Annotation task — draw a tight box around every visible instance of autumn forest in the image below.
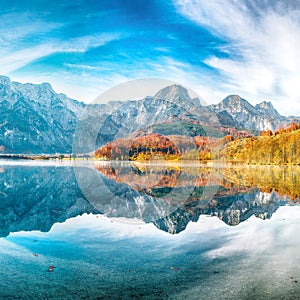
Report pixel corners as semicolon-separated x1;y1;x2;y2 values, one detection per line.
95;122;300;165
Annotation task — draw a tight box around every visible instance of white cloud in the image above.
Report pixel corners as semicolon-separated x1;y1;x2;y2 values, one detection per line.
0;44;57;74
0;11;61;47
0;9;122;74
64;63;99;70
57;33;121;53
174;0;300;115
0;32;121;74
206;206;300;258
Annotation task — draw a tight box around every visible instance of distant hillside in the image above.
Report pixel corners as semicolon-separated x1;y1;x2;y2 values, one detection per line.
219;123;300;165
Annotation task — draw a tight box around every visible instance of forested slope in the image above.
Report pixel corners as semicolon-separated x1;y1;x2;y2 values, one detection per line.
219;124;300;165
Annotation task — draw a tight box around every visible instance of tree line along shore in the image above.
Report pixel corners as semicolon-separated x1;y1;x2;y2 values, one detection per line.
95;122;300;166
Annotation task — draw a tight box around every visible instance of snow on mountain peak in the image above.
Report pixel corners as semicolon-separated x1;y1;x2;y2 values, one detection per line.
0;75;10;85
154;84;191;102
255;101;283;119
256;101;275;112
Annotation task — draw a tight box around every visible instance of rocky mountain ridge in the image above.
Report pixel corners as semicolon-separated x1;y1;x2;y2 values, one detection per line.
0;75;297;154
211;95;290;132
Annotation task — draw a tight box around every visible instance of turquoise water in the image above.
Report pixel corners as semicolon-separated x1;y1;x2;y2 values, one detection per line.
1;161;300;299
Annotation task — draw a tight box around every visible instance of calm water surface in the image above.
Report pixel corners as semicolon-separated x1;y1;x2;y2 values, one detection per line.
1;160;300;299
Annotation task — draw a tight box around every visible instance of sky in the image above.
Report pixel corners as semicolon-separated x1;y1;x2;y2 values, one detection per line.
0;0;299;115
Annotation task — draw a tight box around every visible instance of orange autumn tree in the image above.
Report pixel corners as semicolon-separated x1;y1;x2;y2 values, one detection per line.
128;134;180;161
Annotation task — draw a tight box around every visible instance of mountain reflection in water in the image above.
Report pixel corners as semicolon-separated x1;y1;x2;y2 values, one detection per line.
0;161;299;236
94;162;300;233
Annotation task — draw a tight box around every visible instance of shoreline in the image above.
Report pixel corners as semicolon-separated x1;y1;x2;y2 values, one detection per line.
0;156;299;168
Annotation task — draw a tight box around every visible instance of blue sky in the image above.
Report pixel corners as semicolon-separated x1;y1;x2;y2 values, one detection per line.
0;0;299;115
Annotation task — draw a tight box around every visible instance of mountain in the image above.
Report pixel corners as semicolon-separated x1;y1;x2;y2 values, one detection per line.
154;84;202;110
0;76;83;153
210;95;290;132
73;85;220;153
255;101;281;117
0;75;297;154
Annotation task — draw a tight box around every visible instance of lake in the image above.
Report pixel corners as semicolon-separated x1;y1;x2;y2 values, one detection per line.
1;160;300;299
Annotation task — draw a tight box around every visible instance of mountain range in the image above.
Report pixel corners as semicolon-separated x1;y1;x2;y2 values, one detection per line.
0;75;297;154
